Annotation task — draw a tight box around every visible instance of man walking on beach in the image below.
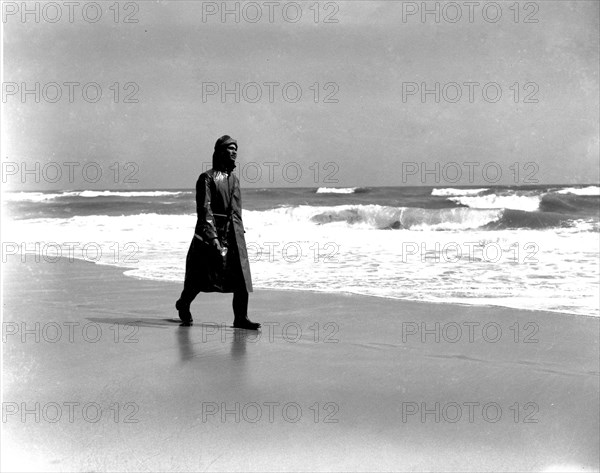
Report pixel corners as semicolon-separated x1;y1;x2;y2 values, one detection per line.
176;135;260;330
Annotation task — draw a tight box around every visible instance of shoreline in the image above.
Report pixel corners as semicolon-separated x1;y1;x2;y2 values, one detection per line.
116;260;600;319
6;254;598;319
2;257;599;472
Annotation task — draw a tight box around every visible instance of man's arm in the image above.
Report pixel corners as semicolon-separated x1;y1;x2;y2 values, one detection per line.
231;174;245;230
196;174;221;248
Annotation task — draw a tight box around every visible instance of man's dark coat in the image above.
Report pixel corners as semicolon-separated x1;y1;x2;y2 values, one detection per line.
185;167;253;293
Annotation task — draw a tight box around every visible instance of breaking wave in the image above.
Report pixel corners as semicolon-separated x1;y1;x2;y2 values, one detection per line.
315;187;370;194
431;188;489;197
3;190;187;202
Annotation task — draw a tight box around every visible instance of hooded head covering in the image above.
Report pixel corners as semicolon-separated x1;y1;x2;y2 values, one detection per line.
212;135;238;171
214;135;237;151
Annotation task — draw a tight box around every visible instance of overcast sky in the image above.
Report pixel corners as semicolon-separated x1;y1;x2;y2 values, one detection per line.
2;0;599;190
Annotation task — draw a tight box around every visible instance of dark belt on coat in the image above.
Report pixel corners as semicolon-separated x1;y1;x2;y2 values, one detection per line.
194;213;230;242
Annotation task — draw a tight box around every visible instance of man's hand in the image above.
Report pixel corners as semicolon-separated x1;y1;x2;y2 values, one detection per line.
212;238;228;257
212;238;223;252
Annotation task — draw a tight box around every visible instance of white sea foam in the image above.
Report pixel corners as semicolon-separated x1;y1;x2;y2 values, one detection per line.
316;187;359;194
2;191;79;202
2;190;187;202
556;185;600;196
448;194;541;212
78;190;186;198
4;209;599;317
431;188;488;197
244;205;503;231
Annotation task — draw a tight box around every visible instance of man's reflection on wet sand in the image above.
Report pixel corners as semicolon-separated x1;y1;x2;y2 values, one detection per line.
176;324;256;362
231;328;259;359
177;325;196;362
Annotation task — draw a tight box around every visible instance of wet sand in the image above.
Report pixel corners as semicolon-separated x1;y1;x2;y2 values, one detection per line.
2;258;599;472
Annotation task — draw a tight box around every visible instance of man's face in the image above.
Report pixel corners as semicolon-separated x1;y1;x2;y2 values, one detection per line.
224;144;237;163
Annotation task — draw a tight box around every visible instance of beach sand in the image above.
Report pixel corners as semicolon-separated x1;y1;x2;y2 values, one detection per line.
2;257;599;472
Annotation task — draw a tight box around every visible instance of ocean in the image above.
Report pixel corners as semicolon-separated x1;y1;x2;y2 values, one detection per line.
3;184;599;317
